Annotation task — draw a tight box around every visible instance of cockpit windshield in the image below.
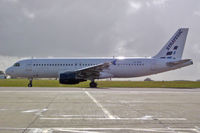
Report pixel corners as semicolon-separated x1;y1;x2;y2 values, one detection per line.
13;63;20;67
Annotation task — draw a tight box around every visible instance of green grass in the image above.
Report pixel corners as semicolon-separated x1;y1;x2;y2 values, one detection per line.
0;79;200;88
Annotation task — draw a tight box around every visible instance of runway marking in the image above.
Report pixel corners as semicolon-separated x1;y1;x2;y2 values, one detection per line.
28;128;43;133
22;109;48;115
0;127;198;133
140;115;153;120
84;91;116;119
167;127;176;133
195;126;200;133
52;115;100;117
22;109;40;113
0;109;7;111
40;117;186;121
42;114;186;121
28;128;53;133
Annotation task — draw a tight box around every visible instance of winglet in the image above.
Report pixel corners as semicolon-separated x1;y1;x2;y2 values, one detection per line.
112;59;117;65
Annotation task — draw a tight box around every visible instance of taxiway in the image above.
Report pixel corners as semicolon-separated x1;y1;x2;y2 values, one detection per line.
0;87;199;133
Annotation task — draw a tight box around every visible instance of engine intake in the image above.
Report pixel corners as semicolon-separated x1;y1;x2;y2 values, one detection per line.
59;72;86;84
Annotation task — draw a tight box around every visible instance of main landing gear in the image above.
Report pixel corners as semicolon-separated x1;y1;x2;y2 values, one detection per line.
90;80;97;88
28;79;33;87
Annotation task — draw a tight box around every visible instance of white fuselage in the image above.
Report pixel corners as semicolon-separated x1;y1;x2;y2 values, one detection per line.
6;57;193;79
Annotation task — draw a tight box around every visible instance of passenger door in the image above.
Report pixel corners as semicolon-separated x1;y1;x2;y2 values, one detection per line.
25;60;33;77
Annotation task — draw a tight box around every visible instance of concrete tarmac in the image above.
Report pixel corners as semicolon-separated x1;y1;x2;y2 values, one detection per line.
0;87;199;133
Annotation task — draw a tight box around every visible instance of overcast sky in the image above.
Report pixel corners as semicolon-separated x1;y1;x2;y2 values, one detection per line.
0;0;199;80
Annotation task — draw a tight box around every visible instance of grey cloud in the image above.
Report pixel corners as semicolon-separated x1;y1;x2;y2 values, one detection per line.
0;0;129;57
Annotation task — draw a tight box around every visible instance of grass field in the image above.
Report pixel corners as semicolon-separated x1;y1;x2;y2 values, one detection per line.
0;79;200;88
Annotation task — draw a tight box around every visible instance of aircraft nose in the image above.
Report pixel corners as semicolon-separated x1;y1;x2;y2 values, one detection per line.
5;67;13;76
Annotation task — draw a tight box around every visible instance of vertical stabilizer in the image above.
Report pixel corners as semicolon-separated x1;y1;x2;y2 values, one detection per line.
153;28;188;59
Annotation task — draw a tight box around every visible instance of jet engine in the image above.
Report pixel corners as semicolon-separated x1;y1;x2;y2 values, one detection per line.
59;72;86;84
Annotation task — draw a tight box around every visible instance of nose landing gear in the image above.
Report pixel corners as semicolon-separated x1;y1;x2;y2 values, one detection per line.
28;79;33;87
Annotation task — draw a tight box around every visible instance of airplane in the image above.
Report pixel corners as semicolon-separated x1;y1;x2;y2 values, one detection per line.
5;28;193;88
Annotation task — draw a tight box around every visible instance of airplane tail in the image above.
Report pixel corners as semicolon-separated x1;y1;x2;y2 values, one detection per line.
153;28;189;60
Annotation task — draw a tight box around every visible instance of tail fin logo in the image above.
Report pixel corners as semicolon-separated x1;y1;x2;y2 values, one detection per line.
166;29;183;50
112;59;117;65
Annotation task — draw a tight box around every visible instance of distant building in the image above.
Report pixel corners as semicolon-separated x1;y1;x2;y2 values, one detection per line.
0;71;6;79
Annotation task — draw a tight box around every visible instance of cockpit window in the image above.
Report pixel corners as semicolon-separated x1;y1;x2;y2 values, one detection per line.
14;63;20;67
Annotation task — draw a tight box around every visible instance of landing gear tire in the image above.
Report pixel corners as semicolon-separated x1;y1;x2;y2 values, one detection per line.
90;81;97;88
28;79;33;87
28;83;32;87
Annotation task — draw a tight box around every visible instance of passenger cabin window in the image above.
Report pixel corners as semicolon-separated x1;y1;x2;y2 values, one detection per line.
14;63;20;67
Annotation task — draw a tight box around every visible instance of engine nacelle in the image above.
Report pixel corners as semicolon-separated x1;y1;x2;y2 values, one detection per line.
59;72;86;84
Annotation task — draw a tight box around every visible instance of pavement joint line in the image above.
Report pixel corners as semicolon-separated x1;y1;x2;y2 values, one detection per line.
1;91;200;93
84;91;116;119
39;117;187;120
22;93;59;133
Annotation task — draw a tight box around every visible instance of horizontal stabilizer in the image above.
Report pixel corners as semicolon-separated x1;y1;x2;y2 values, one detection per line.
166;59;193;67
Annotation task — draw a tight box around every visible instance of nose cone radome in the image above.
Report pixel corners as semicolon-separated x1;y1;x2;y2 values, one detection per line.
5;67;13;76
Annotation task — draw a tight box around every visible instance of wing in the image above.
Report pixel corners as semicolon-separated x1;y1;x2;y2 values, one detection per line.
75;62;112;80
